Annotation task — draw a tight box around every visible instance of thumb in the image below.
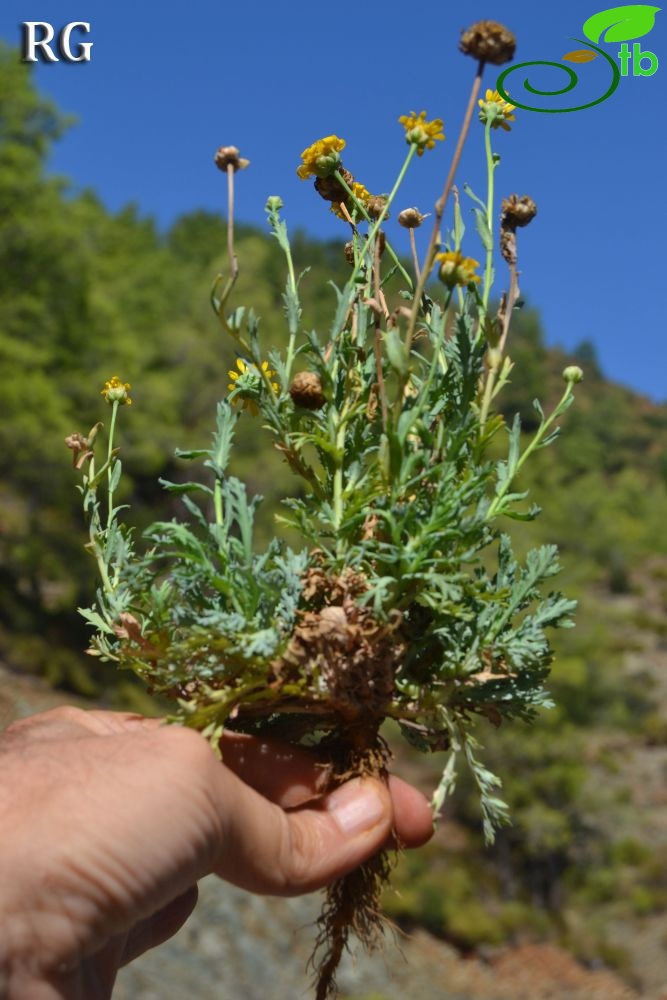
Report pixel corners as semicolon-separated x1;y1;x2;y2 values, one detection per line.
212;774;393;896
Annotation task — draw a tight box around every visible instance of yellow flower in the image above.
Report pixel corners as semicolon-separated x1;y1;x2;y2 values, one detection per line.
398;111;445;156
478;89;516;131
331;181;372;220
100;375;132;405
227;358;279;416
296;135;346;180
435;251;481;288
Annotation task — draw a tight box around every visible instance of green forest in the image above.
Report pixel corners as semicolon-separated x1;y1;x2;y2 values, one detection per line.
2;44;667;988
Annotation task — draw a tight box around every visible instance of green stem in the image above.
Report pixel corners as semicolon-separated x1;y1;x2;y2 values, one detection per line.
332;373;353;555
333;168;412;287
487;384;574;519
214;478;223;529
482;122;496;312
281;226;299;383
338;146;417;288
106;401;119;531
479;260;519;429
362;145;416;270
479;358;498;429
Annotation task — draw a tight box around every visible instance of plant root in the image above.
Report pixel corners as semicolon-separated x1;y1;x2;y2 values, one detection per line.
310;726;396;1000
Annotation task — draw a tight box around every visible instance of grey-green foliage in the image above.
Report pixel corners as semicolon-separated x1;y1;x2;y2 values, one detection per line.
78;175;579;844
83;402;306;718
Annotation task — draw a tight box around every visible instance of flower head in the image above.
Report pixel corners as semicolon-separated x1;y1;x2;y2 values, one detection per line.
398;207;427;229
214;146;250;172
297;136;346;180
459;20;516;66
101;376;132;406
478;89;516;131
435;251;481;288
331;181;372;220
399;111;445;156
501;194;537;228
227;358;279;416
289;371;326;410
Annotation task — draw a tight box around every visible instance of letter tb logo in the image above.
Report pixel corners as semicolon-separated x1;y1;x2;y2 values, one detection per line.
21;22;93;63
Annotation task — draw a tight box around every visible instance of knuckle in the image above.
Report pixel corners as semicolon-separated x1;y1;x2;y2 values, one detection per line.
156;726;221;792
3;705;88;740
274;813;326;895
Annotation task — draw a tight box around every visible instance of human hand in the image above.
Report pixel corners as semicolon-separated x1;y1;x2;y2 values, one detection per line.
0;706;433;999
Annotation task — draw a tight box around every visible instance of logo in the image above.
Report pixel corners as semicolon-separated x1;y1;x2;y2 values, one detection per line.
497;4;660;113
21;22;93;63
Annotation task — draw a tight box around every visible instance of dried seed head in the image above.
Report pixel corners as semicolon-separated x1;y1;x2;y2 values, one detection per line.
314;168;354;203
459;20;516;65
343;241;355;265
501;194;538;229
289;371;326;410
398;207;426;229
500;228;517;266
65;432;94;469
366;195;388;220
214;146;250;172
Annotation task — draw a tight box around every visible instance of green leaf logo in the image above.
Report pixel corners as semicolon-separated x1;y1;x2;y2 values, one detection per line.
583;4;661;43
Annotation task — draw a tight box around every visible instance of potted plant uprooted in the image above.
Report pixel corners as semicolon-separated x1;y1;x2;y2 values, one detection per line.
69;19;581;1000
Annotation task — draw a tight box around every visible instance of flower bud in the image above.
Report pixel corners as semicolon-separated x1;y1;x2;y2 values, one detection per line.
563;365;584;384
459;20;516;65
265;195;284;213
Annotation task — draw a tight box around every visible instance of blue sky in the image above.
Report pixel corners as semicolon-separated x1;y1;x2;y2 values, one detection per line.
1;1;665;401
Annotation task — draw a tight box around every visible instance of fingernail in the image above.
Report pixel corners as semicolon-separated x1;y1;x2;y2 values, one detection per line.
327;779;385;836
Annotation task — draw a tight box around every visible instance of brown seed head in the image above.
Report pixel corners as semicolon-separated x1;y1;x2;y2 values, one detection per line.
343;241;355;266
289;371;326;410
314;168;354;203
366;195;388;220
459;20;516;65
214;146;250;172
501;194;537;229
398;207;426;229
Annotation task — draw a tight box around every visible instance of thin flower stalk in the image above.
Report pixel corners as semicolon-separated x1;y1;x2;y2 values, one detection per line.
401;62;485;397
481;120;496;312
354;143;416;278
409;228;421;282
333;169;413;290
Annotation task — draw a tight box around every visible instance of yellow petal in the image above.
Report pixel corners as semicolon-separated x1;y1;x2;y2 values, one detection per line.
229;371;239;380
236;358;246;373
